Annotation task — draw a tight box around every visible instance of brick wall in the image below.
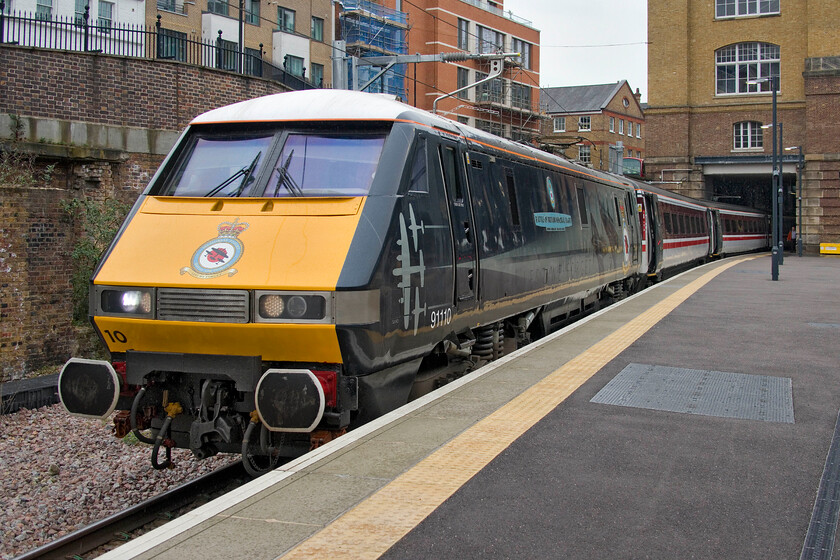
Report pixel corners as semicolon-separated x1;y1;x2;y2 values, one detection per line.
0;45;289;131
0;46;291;381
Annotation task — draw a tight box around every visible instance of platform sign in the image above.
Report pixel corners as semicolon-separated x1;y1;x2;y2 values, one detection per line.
820;243;840;255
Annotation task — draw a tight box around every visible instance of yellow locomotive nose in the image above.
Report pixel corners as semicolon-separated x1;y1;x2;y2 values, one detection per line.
89;196;366;363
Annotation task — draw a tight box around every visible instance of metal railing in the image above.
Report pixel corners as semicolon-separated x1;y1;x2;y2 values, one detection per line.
0;6;324;89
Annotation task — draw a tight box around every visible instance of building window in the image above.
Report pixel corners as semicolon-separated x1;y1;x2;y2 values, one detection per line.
475;119;504;138
245;0;260;25
244;47;263;76
157;0;181;13
715;0;779;18
716;42;780;95
477;25;504;55
511;83;531;110
457;67;470;100
609;117;615;133
458;18;469;51
35;0;52;20
216;38;237;71
512;38;531;69
278;7;295;33
619;119;624;135
636;124;641;138
311;16;324;41
97;1;113;33
628;122;634;137
579;145;591;165
284;54;304;77
158;27;187;61
74;0;86;26
733;121;763;150
208;0;227;15
578;116;591;131
476;72;504;104
553;117;566;132
311;63;324;86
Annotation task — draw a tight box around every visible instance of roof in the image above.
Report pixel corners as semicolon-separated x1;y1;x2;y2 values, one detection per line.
540;81;628;114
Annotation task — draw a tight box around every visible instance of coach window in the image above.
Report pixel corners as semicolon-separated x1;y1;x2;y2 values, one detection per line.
664;213;672;235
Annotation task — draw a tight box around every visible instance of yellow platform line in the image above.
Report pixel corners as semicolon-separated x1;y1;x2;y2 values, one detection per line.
280;257;754;560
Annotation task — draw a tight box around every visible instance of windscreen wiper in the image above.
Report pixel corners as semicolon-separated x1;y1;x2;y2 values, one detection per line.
204;151;261;197
272;150;303;197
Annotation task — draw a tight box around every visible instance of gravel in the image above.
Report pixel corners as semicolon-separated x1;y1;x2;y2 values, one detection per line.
0;404;238;559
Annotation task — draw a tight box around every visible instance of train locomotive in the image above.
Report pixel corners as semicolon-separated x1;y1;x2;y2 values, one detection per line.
58;90;768;475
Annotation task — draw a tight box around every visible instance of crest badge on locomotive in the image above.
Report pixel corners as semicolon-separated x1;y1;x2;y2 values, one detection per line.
181;218;249;279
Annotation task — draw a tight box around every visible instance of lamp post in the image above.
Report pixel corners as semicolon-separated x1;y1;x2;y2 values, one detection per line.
786;145;804;257
751;76;780;280
777;122;784;265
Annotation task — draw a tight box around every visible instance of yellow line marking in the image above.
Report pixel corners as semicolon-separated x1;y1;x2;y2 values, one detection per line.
280;257;756;559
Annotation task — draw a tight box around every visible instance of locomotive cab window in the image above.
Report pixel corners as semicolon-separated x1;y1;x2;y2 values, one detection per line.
267;133;386;197
160;131;276;197
157;127;387;198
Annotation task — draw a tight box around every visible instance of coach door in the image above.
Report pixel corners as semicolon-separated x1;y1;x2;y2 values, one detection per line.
709;209;723;256
437;139;477;309
644;192;664;278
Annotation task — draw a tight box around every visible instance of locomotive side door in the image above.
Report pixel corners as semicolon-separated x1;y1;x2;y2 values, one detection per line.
436;138;477;309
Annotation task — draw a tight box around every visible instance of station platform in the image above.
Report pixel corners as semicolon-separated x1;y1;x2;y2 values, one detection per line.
101;254;840;560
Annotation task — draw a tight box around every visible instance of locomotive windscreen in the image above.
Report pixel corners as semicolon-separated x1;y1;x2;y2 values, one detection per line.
158;128;387;198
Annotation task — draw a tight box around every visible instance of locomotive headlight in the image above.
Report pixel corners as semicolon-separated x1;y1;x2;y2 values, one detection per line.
286;295;307;318
98;287;154;317
259;295;284;318
255;292;330;323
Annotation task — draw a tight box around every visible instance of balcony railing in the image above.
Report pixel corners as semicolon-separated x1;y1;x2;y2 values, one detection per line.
0;8;325;90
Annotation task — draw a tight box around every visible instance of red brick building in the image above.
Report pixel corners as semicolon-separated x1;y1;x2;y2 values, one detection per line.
540;81;645;173
379;0;541;141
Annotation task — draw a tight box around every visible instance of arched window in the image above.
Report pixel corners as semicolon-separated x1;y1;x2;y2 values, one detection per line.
716;42;779;95
733;121;763;150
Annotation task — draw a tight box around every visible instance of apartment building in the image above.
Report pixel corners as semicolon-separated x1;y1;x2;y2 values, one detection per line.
152;0;332;87
646;0;840;250
540;81;645;173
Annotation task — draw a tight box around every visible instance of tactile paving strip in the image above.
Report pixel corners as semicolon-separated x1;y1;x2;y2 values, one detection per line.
279;256;760;560
591;363;794;423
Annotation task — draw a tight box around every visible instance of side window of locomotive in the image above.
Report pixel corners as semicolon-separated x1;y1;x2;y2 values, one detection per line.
614;197;623;225
439;145;464;202
267;133;386;197
407;137;429;194
576;186;589;227
664;212;673;234
161;132;275;197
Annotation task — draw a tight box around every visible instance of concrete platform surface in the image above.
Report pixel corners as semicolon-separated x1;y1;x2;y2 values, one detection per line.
99;254;840;560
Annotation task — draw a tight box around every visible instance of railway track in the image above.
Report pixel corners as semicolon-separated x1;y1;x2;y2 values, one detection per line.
14;461;249;560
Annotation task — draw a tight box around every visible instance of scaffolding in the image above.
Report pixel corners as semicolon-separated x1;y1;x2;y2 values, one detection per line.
340;0;408;98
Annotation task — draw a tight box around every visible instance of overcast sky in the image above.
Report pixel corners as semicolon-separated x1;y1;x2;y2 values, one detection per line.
502;0;648;101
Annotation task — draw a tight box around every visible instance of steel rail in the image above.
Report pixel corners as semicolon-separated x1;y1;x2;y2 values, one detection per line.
14;460;247;560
